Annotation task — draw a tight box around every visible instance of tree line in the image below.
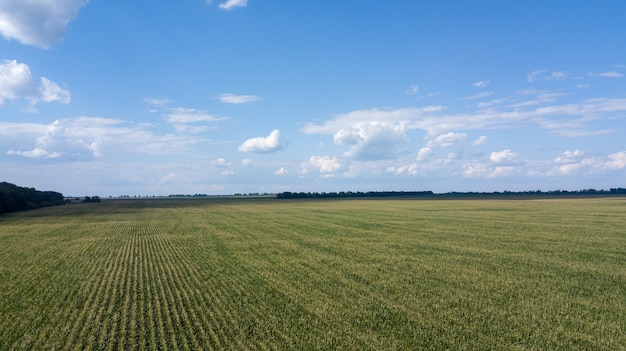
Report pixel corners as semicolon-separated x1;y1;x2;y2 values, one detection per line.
276;191;434;199
276;188;626;200
0;182;65;214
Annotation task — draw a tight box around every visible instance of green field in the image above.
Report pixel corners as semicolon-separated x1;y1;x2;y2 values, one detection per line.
0;197;624;350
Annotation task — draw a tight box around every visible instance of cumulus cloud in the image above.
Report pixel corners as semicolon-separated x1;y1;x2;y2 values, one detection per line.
606;151;626;169
334;122;408;160
238;129;286;153
302;93;626;168
416;147;432;162
555;150;586;164
0;60;70;109
490;149;518;163
0;0;88;48
212;157;232;167
218;93;261;104
275;166;288;175
301;155;343;174
302;107;446;160
552;150;626;175
218;0;247;10
388;164;419;175
472;136;488;146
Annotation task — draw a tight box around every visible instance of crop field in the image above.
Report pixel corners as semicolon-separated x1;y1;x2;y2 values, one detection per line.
0;197;625;350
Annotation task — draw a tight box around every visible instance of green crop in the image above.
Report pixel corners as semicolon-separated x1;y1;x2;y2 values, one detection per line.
0;197;624;350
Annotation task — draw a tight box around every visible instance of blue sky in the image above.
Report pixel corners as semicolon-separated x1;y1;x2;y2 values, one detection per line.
1;1;626;196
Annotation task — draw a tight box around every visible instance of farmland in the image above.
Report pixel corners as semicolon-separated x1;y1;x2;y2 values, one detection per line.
0;197;625;350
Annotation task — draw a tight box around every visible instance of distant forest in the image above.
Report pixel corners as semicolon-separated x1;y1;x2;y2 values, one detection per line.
276;188;626;199
0;182;65;214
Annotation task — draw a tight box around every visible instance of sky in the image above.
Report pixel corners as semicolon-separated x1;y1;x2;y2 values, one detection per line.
1;0;626;196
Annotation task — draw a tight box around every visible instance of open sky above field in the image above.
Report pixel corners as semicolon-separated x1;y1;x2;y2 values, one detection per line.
1;1;626;196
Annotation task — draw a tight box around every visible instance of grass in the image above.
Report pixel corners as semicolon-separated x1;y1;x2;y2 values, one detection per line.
0;197;624;350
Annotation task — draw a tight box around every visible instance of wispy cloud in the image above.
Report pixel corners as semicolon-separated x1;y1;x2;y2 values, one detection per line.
462;91;494;100
218;93;261;104
427;132;467;148
527;69;547;82
405;84;420;95
144;97;173;106
164;108;223;124
547;71;567;80
218;0;248;10
472;80;490;88
3;117;200;161
588;71;623;78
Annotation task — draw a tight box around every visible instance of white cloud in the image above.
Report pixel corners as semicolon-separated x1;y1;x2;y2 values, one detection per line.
144;97;173;106
488;166;518;178
218;93;261;104
472;136;488;146
462;162;489;178
427;132;467;148
275;167;288;175
588;71;623;78
302;107;445;160
551;150;626;175
301;155;343;174
490;149;518;163
527;69;547;82
472;80;490;88
158;172;177;185
6;147;60;159
416;147;432;161
218;0;247;10
39;77;71;104
212;157;232;167
406;84;419;95
3;117;200;161
547;71;567;80
163;107;224;133
388;164;419;175
334;122;408;160
555;150;586;164
238;129;286;153
241;159;253;166
606;151;626;169
0;60;70;108
0;0;88;48
164;108;222;124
